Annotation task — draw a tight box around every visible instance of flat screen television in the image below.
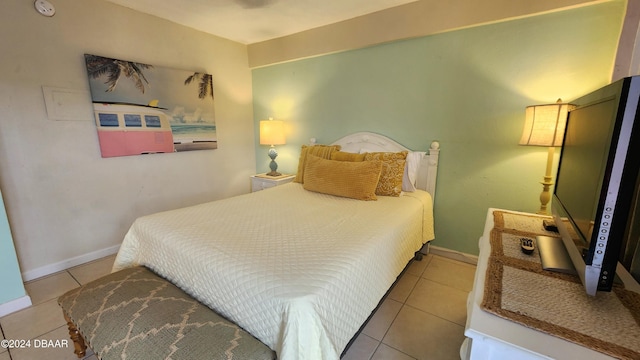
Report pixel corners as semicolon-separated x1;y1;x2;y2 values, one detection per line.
548;75;640;296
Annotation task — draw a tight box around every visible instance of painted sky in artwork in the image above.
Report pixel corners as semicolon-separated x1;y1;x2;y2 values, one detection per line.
85;54;215;126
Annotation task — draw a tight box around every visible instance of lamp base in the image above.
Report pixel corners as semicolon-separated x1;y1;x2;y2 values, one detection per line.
537;147;556;215
267;147;280;176
537;177;553;215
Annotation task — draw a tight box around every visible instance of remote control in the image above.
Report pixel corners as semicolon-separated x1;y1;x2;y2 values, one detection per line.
520;237;535;255
543;219;559;232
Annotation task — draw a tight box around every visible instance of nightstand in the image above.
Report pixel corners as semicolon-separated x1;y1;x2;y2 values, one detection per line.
250;173;295;192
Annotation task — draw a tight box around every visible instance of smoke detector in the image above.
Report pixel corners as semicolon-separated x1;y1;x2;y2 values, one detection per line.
34;0;56;17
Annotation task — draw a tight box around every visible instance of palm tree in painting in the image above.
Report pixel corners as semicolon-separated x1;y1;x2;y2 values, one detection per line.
184;72;214;100
84;54;153;94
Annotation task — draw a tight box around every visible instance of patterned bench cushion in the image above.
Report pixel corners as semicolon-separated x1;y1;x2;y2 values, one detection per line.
58;266;275;360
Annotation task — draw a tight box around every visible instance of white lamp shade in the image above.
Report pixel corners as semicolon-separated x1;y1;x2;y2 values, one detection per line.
520;101;574;147
259;119;286;145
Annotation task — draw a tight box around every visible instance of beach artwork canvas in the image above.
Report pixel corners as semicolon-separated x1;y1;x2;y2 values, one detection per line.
84;54;216;158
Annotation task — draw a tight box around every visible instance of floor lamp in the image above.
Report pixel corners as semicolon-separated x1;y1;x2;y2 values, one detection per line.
519;99;574;215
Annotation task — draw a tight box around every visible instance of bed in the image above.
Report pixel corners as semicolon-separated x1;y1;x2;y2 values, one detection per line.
112;132;440;360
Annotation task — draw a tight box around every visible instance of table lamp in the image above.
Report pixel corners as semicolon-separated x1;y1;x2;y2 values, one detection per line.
519;99;574;214
259;118;286;176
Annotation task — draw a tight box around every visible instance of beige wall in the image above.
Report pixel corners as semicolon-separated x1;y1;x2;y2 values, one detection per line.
0;0;255;278
248;0;611;68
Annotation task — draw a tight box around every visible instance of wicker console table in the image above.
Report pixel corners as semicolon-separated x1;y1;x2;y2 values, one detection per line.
461;208;640;360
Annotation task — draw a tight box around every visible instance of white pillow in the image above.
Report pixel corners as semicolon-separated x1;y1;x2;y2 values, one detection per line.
402;151;426;192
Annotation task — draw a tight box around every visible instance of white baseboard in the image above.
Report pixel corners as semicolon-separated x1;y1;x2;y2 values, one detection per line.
0;295;32;317
429;245;478;265
22;244;120;282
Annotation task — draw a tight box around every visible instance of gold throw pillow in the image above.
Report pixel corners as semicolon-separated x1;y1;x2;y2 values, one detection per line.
364;151;408;197
294;144;341;183
330;151;366;162
303;155;382;200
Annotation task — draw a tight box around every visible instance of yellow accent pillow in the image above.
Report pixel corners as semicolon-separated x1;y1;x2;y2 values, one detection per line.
294;145;342;183
303;155;382;200
364;151;408;197
330;151;366;162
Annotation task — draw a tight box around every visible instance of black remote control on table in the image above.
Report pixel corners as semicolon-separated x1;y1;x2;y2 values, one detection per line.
520;237;535;255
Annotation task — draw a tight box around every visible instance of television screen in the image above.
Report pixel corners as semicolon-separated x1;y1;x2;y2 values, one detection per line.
554;98;617;255
551;76;640;295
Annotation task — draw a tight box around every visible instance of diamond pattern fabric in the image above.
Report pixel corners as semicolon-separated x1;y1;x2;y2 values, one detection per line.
58;267;275;360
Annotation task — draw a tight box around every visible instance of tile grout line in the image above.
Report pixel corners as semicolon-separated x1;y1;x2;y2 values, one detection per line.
66;270;83;287
368;338;382;360
402;301;468;329
377;305;420;360
411;257;475;330
375;256;431;360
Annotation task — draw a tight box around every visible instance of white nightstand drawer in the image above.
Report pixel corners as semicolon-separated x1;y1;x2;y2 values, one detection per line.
250;174;295;192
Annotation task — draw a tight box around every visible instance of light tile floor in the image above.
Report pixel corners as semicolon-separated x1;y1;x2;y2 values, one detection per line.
343;254;476;360
0;255;116;360
0;254;476;360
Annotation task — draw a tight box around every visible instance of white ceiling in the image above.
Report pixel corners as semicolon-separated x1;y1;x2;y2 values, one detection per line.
103;0;418;44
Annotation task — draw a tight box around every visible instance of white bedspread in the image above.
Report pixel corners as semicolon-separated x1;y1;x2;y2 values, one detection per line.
113;183;434;360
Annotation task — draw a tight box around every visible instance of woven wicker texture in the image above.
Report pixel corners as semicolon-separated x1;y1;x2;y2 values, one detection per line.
482;211;640;360
58;267;274;360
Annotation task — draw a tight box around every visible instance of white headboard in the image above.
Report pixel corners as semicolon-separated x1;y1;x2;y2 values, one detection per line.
319;132;440;199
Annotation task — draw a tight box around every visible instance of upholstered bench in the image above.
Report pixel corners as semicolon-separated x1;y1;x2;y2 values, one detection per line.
58;266;275;360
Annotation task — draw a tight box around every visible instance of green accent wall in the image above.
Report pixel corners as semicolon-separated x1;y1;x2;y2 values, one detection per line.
252;2;625;255
0;190;27;305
